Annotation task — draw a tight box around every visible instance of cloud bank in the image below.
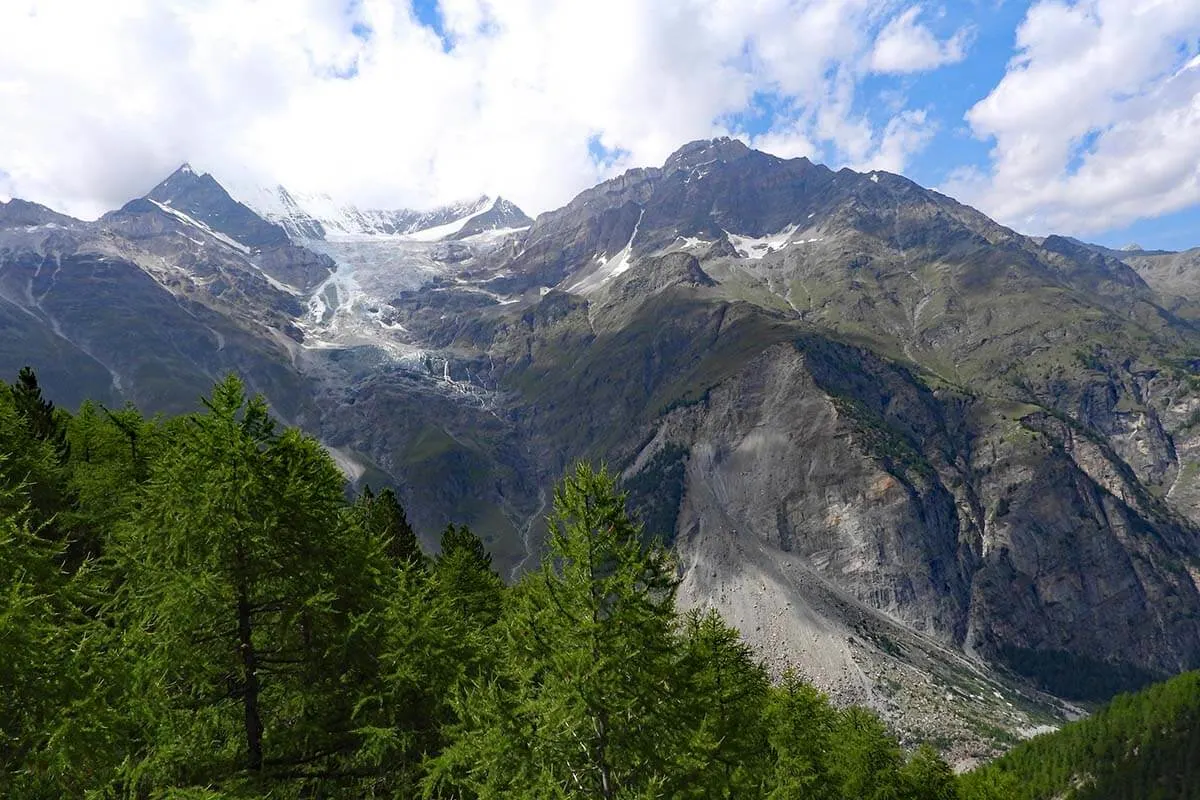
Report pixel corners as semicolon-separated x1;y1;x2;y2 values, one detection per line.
0;0;1197;243
0;0;967;217
947;0;1200;236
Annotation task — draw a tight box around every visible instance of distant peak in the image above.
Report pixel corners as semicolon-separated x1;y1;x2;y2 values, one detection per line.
0;197;79;228
1122;243;1144;252
135;163;290;248
663;137;751;172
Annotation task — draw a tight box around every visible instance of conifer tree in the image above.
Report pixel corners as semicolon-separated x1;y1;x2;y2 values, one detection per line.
900;744;959;800
764;672;840;800
0;482;65;796
0;375;68;532
352;556;489;797
106;375;390;795
674;609;773;798
429;463;687;799
435;522;503;627
829;706;906;800
0;470;123;798
355;485;423;567
9;367;67;457
58;401;162;564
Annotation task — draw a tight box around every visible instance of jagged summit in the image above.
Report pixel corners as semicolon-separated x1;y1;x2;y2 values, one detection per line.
451;196;534;239
662;136;754;173
123;163;291;250
93;163;533;247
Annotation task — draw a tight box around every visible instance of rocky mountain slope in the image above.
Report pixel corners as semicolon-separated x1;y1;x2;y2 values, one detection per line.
4;142;1200;762
369;138;1200;755
0;166;334;416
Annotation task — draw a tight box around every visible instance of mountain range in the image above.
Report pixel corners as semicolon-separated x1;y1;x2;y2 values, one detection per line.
3;138;1200;763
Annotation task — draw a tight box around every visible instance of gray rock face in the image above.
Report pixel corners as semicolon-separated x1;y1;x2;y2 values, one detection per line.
138;164;291;249
1120;246;1200;302
0;170;335;417
451;197;533;239
0;198;78;229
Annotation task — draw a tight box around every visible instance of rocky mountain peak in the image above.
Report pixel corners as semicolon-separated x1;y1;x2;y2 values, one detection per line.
662;137;753;174
451;196;534;239
133;164;290;249
147;163;219;204
0;198;78;229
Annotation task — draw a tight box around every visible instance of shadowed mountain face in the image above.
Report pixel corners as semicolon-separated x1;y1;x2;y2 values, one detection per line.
3;141;1200;760
0;170;329;416
139;164;292;249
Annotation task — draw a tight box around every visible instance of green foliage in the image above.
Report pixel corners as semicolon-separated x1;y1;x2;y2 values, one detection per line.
105;375;393;795
9;366;68;457
8;370;1183;800
428;463;689;798
827;706;906;800
677;609;772;797
436;522;504;627
900;745;960;800
623;442;689;546
764;674;840;800
0;481;70;795
355;485;423;567
0;375;67;530
961;670;1200;800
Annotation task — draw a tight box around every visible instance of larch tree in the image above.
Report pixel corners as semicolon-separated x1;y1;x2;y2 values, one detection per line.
429;463;689;799
106;375;390;796
674;608;773;798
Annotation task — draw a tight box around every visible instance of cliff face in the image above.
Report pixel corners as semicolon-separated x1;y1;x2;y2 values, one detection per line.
645;335;1200;673
467;277;1200;755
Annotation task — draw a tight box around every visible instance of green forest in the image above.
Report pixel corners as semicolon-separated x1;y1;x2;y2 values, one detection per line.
0;369;1195;799
962;670;1200;800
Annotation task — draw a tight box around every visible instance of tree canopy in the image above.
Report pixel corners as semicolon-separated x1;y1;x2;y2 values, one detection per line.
2;369;1193;799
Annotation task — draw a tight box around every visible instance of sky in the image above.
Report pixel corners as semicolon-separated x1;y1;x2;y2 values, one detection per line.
0;0;1198;249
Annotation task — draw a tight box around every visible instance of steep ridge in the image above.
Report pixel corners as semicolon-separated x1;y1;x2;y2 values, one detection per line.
142;163;291;249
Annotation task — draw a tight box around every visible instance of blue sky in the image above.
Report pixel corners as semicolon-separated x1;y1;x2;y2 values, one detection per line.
1;0;1198;250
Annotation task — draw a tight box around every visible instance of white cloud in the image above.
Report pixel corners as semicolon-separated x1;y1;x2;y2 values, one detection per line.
858;109;937;172
949;0;1200;235
870;6;971;74
0;0;960;219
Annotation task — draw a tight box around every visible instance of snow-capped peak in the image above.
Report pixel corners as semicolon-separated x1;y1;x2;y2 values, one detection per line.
231;185;527;243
